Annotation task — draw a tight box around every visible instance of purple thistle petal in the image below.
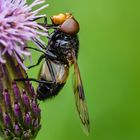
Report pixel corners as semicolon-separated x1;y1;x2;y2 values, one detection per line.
12;81;22;102
14;124;21;136
3;113;12;129
14;102;23;124
3;90;11;106
31;100;41;118
32;118;41;135
24;113;31;128
32;119;40;128
14;103;21;117
3;90;12;112
22;90;30;111
25;81;35;97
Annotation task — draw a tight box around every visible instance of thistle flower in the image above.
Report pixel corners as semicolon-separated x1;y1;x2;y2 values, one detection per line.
0;0;48;139
0;0;48;69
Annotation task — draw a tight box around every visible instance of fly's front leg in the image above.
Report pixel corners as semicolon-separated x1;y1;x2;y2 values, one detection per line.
35;16;58;29
44;16;47;25
32;15;58;31
32;15;47;21
32;16;49;26
32;38;46;50
24;46;46;54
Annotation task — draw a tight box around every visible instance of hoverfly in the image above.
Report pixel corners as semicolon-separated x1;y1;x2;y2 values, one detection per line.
17;13;90;134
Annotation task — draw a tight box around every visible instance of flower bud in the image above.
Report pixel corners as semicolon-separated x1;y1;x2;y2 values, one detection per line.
0;0;49;139
0;55;41;140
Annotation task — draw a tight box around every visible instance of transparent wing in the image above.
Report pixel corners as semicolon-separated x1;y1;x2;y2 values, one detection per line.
38;60;54;81
72;53;90;134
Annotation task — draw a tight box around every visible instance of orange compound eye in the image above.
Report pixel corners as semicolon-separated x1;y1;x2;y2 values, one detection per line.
51;13;66;25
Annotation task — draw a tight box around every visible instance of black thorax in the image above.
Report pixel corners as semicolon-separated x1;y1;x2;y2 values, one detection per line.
46;30;79;65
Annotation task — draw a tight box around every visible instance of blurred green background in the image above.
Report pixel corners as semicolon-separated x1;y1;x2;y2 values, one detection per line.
29;0;140;140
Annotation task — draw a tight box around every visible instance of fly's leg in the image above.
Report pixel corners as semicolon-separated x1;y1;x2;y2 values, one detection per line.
39;24;58;29
15;78;54;84
32;38;46;50
28;55;45;69
43;16;58;29
28;50;58;69
15;52;58;84
40;16;58;29
15;50;58;87
44;16;47;25
15;77;57;91
32;15;47;22
33;15;58;29
24;46;46;54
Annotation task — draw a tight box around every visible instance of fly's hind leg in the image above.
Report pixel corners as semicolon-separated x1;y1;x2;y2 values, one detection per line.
14;77;54;84
15;77;57;93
